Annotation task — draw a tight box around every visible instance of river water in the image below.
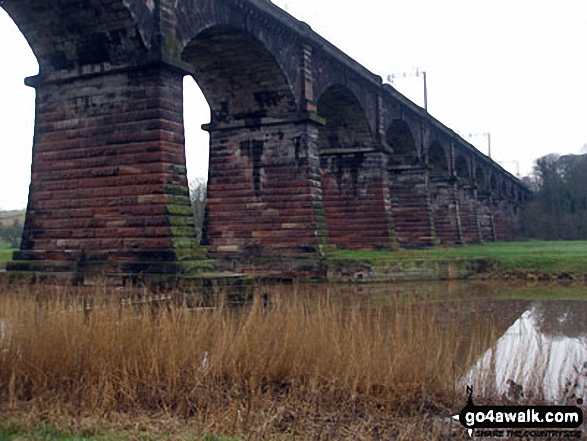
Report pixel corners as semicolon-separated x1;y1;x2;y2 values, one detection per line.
275;280;587;405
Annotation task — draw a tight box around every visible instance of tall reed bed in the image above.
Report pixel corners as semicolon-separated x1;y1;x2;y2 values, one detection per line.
0;281;492;439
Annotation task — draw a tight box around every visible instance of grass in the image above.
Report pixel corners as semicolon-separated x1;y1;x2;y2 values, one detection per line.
0;248;13;263
0;281;495;440
331;240;587;274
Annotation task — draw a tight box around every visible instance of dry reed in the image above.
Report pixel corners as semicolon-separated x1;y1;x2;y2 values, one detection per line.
0;280;492;439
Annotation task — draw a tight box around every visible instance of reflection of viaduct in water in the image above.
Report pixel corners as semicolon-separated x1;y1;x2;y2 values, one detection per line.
2;0;530;280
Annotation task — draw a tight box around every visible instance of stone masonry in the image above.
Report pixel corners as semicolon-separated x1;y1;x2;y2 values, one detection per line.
1;0;530;281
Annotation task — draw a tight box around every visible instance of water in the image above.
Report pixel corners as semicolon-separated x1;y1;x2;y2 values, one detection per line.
283;280;587;404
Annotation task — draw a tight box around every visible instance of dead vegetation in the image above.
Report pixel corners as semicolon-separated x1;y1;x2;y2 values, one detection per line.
0;281;493;440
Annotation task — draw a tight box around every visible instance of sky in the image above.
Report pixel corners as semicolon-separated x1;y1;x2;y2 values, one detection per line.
2;0;587;210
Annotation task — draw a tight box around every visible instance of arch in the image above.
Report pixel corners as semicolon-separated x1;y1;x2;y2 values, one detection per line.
182;25;297;126
500;181;508;198
455;155;471;184
0;9;38;210
317;84;373;152
428;141;449;177
475;165;486;190
386;119;419;165
1;0;149;75
317;85;391;249
490;174;498;194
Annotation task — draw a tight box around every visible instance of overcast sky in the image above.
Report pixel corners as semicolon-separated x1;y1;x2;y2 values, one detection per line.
2;1;587;210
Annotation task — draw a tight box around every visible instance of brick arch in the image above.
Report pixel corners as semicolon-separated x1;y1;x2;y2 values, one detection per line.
455;154;480;243
182;25;298;126
455;155;471;184
475;164;487;190
500;181;508;198
428;141;450;177
428;141;459;244
1;0;150;75
386;119;419;165
317;84;373;152
317;85;392;250
490;173;498;194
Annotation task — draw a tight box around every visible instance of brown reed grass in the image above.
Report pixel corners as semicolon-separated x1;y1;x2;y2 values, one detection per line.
0;280;492;439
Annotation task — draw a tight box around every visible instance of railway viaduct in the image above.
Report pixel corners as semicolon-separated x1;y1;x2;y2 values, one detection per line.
2;0;530;280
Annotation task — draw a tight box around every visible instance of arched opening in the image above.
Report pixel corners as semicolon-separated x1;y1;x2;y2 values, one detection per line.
317;85;372;154
183;76;210;243
490;174;498;194
385;119;434;248
317;85;389;249
428;141;459;244
475;165;486;190
455;155;480;243
182;26;316;256
428;141;449;178
455;155;471;184
386;119;419;166
501;181;508;198
182;25;297;126
0;9;38;212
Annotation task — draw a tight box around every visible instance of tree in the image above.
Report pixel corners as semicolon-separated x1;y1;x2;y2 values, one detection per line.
0;219;23;248
189;178;207;242
522;153;587;240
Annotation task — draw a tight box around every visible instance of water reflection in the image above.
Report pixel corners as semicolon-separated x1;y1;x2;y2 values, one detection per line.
278;281;587;403
466;301;587;403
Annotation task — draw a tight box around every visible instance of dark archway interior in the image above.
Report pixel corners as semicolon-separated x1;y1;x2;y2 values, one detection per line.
317;84;372;153
501;182;507;198
475;165;486;190
428;141;449;177
386;119;418;166
490;174;498;193
183;25;297;126
455;155;471;184
2;0;147;74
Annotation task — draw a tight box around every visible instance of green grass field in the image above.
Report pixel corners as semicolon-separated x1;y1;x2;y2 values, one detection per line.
331;240;587;274
0;248;13;263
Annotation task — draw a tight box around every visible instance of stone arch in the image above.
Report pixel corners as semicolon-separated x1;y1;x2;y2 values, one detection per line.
428;141;449;177
1;0;150;75
182;25;298;127
0;9;38;210
490;174;498;194
455;154;480;243
455;155;471;184
317;84;373;153
182;25;322;255
475;165;486;190
317;85;391;249
386;119;419;165
501;181;508;198
428;140;459;244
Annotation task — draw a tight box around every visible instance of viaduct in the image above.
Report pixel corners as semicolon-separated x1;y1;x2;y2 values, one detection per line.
2;0;530;281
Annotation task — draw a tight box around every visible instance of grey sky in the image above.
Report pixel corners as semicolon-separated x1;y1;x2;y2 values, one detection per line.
2;0;587;210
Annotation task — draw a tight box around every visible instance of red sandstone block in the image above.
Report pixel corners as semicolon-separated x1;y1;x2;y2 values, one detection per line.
122;238;172;249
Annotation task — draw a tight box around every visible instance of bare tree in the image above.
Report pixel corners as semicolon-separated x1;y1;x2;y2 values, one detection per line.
189;178;207;242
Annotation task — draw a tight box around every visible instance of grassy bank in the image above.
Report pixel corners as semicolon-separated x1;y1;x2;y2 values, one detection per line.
331;240;587;278
0;249;13;264
0;281;494;440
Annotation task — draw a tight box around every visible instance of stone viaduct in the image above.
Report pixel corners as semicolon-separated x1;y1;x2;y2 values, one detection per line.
2;0;530;280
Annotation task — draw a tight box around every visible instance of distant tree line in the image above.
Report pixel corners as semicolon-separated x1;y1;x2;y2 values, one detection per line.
0;218;23;248
521;153;587;240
